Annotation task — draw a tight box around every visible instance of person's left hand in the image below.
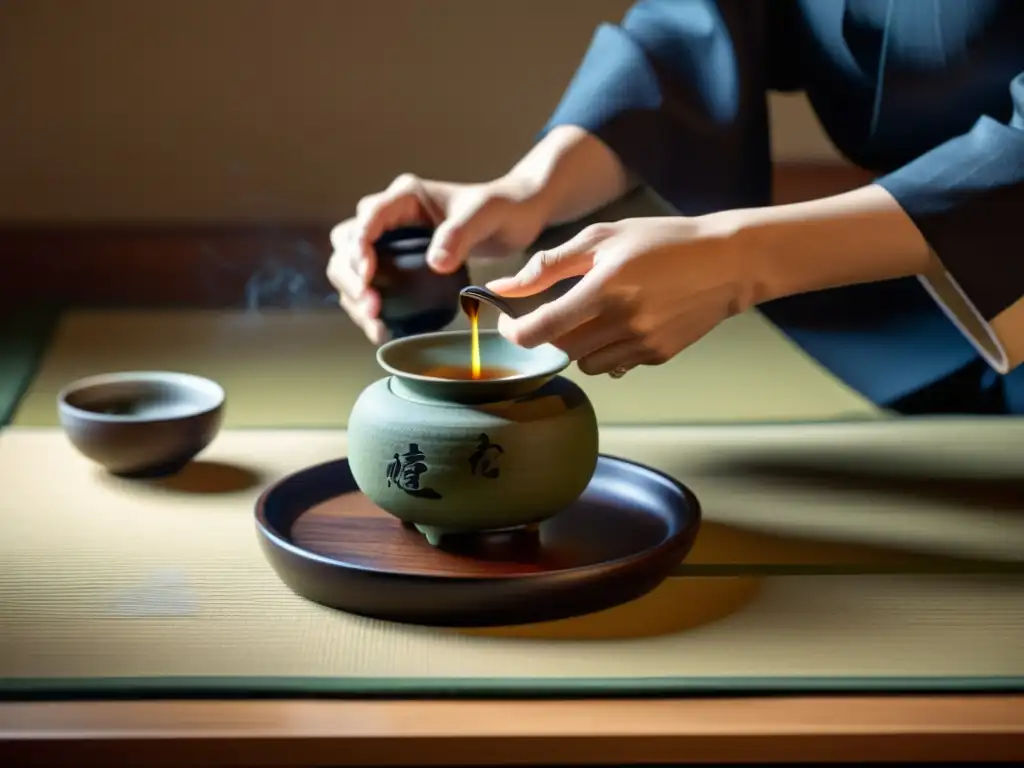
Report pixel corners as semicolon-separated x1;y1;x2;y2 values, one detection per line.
486;215;757;376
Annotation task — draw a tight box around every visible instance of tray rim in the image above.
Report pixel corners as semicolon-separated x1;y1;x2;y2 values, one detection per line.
254;453;702;584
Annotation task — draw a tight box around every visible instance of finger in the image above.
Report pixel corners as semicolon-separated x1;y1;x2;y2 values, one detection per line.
498;273;606;348
339;292;387;344
354;175;439;281
365;318;387;346
327;250;374;302
577;340;657;376
548;314;634;361
348;201;383;285
328;219;371;288
337;285;380;325
426;196;500;274
486;237;596;298
356;175;433;240
328;218;357;252
339;291;372;334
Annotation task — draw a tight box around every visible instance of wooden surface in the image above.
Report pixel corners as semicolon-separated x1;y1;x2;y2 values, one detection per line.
286;486;680;578
2;696;1023;765
294;493;599;576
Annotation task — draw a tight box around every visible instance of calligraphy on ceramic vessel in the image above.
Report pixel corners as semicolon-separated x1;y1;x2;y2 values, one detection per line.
385;443;442;499
468;434;503;479
386;433;506;499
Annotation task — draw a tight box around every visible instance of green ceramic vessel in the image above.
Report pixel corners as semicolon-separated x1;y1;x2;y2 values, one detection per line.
347;329;599;546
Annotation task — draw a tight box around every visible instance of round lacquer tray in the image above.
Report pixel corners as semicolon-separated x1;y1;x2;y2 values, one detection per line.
255;455;701;627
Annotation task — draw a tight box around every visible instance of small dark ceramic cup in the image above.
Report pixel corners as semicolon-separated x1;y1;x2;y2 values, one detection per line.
371;227;470;339
57;371;225;477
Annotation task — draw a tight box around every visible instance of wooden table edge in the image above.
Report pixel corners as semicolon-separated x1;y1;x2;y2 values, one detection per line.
1;694;1023;765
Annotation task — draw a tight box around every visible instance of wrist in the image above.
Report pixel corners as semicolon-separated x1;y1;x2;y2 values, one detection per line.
504;125;631;227
721;185;934;305
487;171;557;230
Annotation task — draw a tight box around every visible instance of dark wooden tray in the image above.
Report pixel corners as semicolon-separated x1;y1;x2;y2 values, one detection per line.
255;455;701;627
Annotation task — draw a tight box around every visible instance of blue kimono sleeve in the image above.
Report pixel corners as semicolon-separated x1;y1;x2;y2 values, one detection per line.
541;0;800;216
877;73;1024;374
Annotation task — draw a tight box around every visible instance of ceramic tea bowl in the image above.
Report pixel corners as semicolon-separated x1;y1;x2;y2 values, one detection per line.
57;371;225;477
347;329;599;546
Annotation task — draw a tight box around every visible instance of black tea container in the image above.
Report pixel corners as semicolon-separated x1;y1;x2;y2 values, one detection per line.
371;227;469;339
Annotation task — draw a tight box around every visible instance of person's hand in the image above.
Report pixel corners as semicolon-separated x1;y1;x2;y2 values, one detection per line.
327;173;549;344
487;215;756;376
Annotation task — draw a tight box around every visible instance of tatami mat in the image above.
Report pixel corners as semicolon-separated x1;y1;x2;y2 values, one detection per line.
11;307;880;428
2;423;1021;696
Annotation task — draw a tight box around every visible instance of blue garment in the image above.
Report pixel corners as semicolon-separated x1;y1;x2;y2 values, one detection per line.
543;0;1024;413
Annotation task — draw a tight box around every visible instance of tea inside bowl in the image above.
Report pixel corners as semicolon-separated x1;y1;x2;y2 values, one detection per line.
417;364;520;381
379;330;566;379
376;330;569;403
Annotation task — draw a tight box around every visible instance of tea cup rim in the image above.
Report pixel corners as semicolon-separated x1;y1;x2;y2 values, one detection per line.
376;329;569;383
57;370;226;424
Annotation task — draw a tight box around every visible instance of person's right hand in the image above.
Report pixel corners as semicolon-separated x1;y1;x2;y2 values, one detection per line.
327;173;550;344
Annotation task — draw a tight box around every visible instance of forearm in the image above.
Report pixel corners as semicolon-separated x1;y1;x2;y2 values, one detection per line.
729;184;934;305
505;125;635;227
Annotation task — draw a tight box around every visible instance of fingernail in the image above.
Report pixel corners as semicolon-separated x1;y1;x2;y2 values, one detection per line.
426;250;449;269
485;277;516;293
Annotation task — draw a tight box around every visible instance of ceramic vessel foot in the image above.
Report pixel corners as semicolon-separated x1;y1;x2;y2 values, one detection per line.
414;524;447;547
413;522;541;548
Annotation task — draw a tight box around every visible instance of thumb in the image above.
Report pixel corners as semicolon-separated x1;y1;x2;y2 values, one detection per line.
425;199;501;274
486;237;594;298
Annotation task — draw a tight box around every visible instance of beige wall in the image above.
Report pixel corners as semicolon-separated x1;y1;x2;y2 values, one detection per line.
0;0;839;224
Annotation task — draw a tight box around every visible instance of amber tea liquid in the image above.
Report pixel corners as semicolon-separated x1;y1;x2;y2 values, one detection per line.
419;364;516;381
417;295;516;381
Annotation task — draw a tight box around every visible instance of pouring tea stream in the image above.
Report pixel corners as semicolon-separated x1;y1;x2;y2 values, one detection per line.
457;277;581;378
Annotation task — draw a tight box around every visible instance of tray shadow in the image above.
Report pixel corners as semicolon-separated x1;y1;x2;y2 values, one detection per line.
715;456;1024;514
455;575;762;641
664;448;1024;565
